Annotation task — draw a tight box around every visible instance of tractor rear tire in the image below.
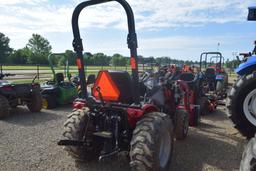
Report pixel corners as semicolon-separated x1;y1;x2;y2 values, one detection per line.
130;112;174;171
0;95;10;119
240;135;256;171
62;109;100;161
27;92;42;112
227;74;256;139
42;95;57;109
174;109;189;140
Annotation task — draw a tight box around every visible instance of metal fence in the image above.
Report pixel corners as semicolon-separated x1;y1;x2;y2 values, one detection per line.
1;64;152;83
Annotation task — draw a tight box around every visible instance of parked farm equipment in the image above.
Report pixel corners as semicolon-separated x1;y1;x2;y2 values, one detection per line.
228;7;256;139
200;52;228;100
139;67;190;139
58;1;174;170
0;64;42;118
41;53;78;109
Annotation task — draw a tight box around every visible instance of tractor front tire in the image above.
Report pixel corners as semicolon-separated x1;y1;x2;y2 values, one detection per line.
227;74;256;139
42;95;57;109
130;112;174;171
240;135;256;171
62;109;100;161
0;95;10;119
174;109;189;140
27;92;42;112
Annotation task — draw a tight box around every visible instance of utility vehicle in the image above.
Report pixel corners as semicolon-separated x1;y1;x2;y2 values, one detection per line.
41;53;77;109
0;65;42;118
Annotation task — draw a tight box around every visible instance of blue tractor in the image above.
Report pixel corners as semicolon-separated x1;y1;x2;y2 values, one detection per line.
227;6;256;139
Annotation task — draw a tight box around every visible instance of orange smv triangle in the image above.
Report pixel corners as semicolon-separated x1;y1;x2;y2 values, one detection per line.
92;71;120;101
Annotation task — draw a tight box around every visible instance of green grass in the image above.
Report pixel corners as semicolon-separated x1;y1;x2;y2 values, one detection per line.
2;65;130;70
12;80;41;84
2;65;138;83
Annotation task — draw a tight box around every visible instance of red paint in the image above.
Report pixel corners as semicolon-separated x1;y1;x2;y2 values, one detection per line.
76;58;82;69
126;104;158;128
1;85;13;91
130;57;137;70
126;108;144;128
177;80;190;111
73;100;86;109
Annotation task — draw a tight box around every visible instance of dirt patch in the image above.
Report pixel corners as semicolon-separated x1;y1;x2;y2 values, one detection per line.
0;106;246;171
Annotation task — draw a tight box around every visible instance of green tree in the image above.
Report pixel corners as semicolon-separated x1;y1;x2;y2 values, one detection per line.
65;50;76;65
84;52;93;65
26;34;52;64
8;47;31;64
111;53;126;66
0;33;12;63
93;53;110;66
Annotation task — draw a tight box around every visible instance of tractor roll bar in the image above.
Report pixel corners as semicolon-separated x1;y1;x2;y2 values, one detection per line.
199;52;223;71
210;56;225;66
72;0;140;104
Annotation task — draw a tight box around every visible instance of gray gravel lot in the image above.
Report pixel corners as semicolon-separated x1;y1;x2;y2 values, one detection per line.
0;106;246;171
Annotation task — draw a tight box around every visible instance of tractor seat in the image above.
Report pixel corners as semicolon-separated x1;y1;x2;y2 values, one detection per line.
55;73;64;84
179;72;194;81
93;70;134;104
179;72;195;89
205;68;216;79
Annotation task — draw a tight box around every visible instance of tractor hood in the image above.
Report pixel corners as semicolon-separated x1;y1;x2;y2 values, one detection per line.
235;55;256;76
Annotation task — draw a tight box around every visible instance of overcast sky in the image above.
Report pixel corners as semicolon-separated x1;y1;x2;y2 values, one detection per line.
0;0;256;61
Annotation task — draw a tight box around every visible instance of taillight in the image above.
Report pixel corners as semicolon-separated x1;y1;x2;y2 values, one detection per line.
2;85;13;91
73;100;86;109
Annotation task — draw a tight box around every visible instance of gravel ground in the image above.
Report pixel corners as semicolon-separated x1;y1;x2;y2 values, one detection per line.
0;106;246;171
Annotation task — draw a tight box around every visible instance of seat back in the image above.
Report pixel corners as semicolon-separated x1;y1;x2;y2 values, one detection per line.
205;68;215;79
92;70;134;104
179;72;195;81
55;73;64;84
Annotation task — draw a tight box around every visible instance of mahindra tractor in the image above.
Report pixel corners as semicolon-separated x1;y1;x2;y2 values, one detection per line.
165;64;206;126
139;65;190;140
58;1;174;170
0;65;42;118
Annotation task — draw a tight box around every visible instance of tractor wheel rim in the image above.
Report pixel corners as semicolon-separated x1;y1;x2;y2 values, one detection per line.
243;89;256;126
159;129;171;168
42;98;48;109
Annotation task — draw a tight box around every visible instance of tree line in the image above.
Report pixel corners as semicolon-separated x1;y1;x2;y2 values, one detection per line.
0;32;238;68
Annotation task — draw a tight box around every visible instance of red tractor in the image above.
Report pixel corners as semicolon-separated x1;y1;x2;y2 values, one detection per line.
58;0;174;170
139;66;190;140
164;64;204;126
